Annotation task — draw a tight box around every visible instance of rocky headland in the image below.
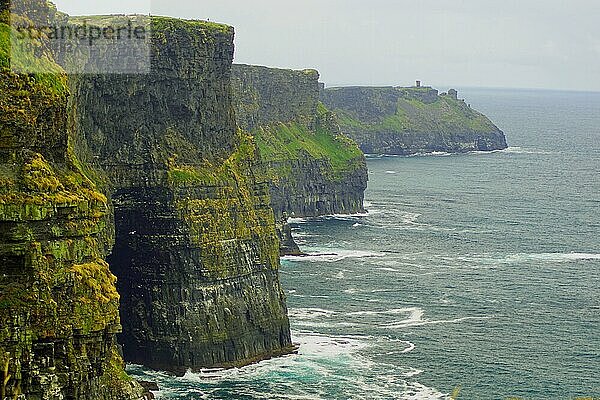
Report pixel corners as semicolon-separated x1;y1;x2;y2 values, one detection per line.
232;64;368;219
1;5;298;398
231;65;368;254
320;85;508;155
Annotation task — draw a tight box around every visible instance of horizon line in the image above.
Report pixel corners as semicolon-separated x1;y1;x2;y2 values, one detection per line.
323;83;600;94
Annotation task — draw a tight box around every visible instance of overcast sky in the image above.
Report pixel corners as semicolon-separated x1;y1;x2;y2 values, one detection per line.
52;0;600;92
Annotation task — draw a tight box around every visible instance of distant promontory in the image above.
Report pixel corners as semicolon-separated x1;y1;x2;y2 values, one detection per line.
320;84;508;155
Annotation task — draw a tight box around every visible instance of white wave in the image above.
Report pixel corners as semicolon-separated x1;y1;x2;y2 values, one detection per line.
393;151;453;158
365;153;402;158
289;212;369;225
401;382;449;400
377;267;400;272
287;216;310;224
288;294;330;299
377;259;426;268
293;331;369;356
292;320;357;329
334;270;346;279
361;208;433;230
501;146;554;155
128;330;449;400
384;339;417;355
291;231;317;238
344;306;490;330
364;207;384;216
401;341;417;354
371;288;399;293
385;308;425;327
342;287;398;295
347;308;423;317
385;170;397;174
328;212;370;219
156;332;368;385
503;252;600;263
402;212;423;224
283;249;386;263
433;252;600;268
288;308;336;320
352;222;361;227
403;367;423;377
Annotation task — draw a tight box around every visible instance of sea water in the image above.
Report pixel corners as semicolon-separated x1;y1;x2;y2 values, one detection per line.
128;88;600;399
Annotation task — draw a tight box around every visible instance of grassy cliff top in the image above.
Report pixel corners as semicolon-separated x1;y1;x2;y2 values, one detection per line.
151;15;233;35
323;86;500;135
231;64;364;181
234;63;319;79
254;103;364;179
66;14;233;35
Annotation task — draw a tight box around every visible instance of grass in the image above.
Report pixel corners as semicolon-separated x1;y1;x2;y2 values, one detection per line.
0;22;68;96
334;110;370;130
255;101;363;178
254;120;363;179
167;165;209;185
66;14;232;35
333;93;498;135
151;15;232;36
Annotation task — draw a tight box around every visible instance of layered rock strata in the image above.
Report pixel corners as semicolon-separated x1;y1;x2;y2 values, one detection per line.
231;64;368;220
67;17;293;373
321;85;508;155
0;2;145;398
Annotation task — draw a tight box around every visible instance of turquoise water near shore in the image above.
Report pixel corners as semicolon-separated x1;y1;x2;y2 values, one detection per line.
129;88;600;399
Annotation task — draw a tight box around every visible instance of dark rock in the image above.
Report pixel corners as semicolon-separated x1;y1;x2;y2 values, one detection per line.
276;216;303;256
232;64;368;221
0;4;144;399
138;380;159;391
66;17;293;373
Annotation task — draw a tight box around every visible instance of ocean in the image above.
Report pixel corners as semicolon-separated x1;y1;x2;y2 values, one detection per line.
128;88;600;399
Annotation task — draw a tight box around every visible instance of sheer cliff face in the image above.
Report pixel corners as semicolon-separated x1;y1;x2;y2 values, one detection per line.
69;17;292;372
0;6;143;400
321;86;508;155
232;64;368;219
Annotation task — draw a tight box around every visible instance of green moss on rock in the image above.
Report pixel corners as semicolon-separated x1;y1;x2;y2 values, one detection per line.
0;4;142;398
255;114;363;181
232;64;368;219
171;132;279;278
64;16;293;372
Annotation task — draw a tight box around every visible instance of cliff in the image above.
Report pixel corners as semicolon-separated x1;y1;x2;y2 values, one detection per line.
320;86;508;155
67;17;293;373
0;2;144;398
231;64;368;220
